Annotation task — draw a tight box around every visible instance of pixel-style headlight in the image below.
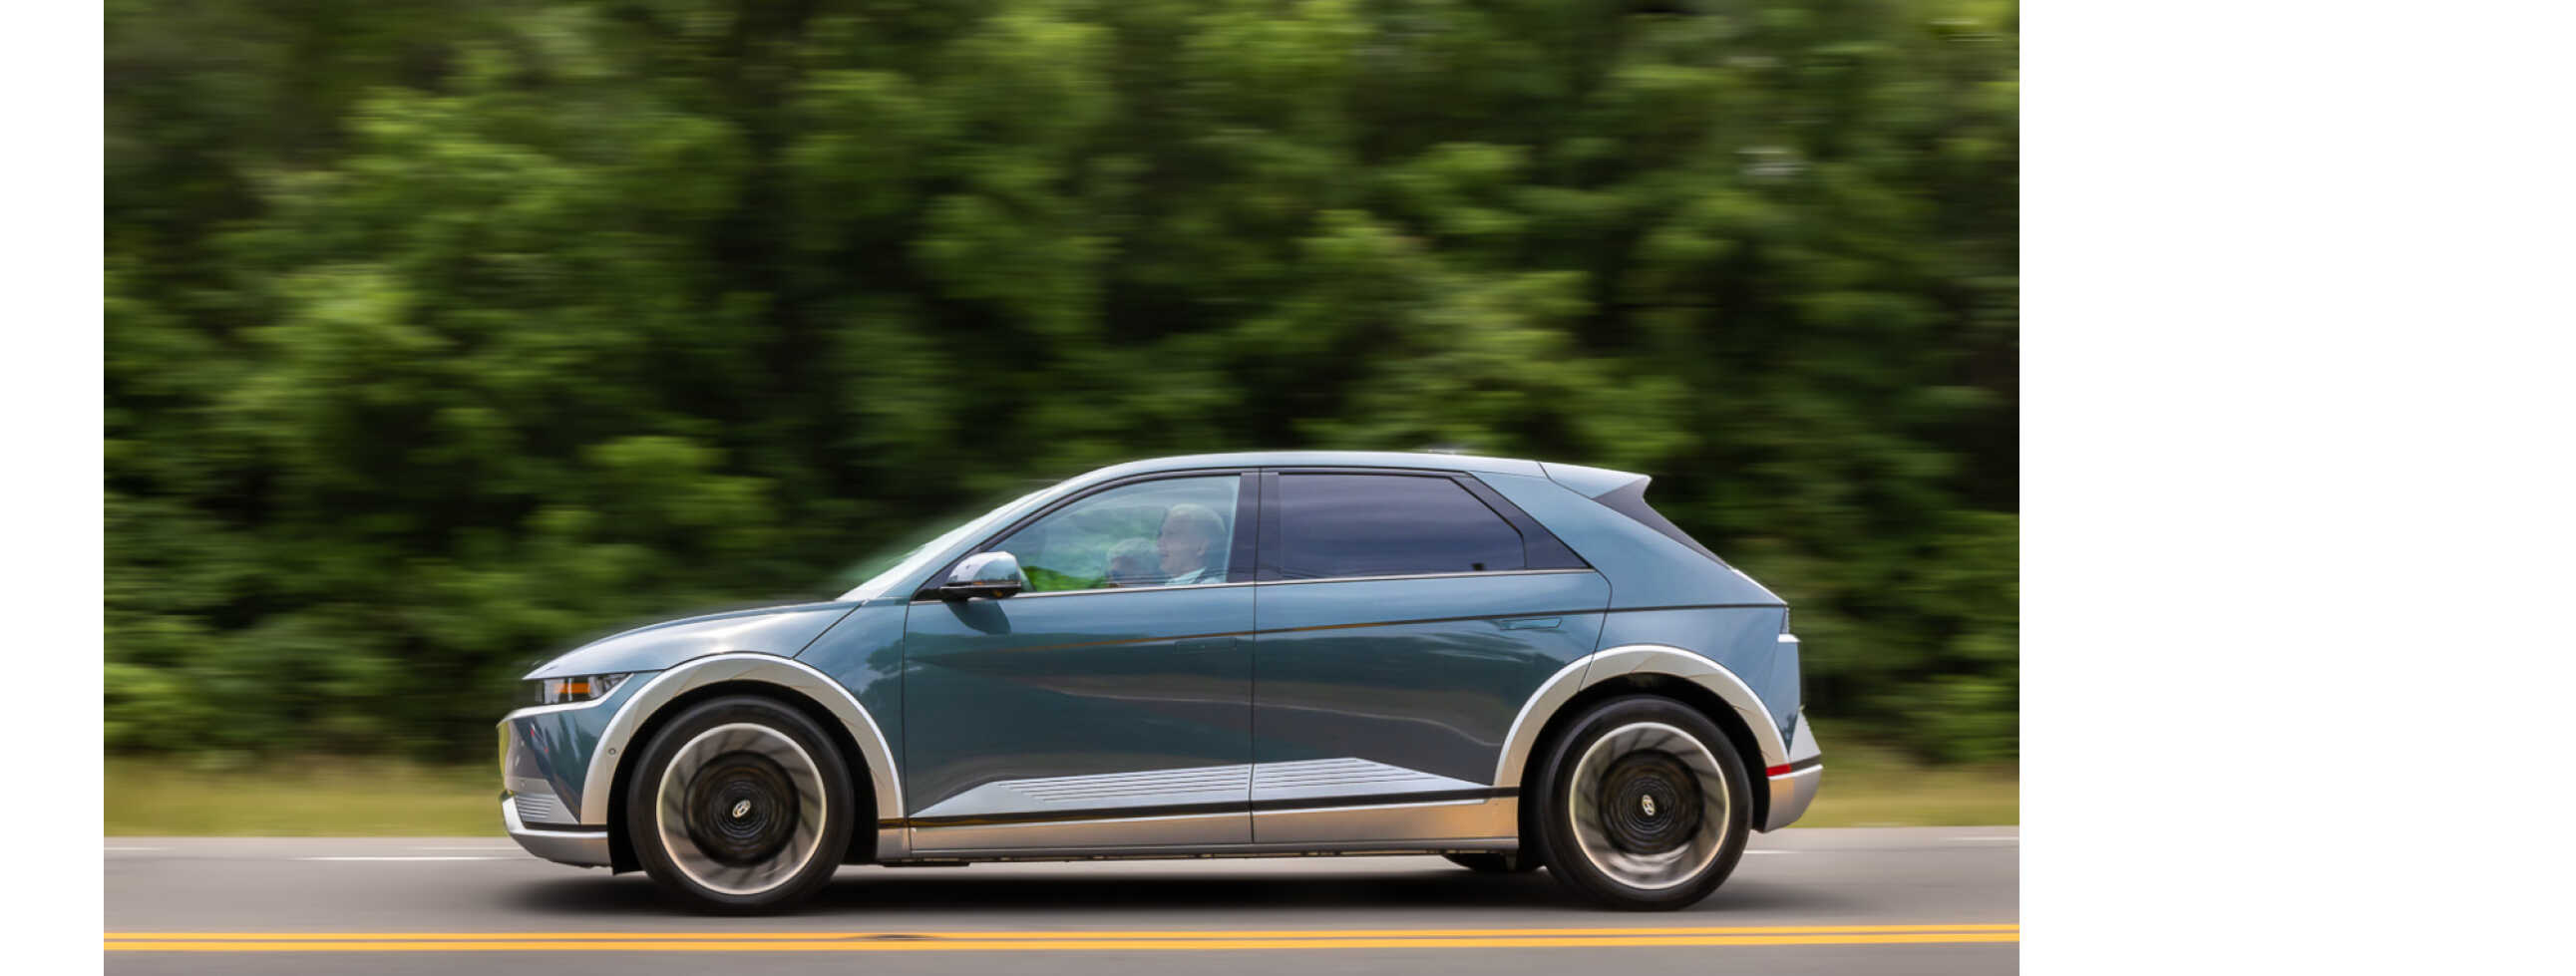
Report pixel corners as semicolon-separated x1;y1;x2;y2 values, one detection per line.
533;672;632;705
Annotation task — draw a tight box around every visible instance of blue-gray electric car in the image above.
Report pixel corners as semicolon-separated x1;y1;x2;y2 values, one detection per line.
500;452;1820;911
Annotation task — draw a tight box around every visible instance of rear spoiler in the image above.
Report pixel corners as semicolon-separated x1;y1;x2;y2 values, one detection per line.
1541;462;1730;568
1538;461;1646;499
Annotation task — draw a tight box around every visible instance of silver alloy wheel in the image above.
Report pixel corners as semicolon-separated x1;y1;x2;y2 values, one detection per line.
653;723;828;896
1566;721;1730;890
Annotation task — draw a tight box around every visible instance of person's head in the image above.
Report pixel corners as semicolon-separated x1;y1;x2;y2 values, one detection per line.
1156;503;1226;578
1105;538;1160;585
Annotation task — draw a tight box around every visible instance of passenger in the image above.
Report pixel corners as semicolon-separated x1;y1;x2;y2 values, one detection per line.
1156;503;1228;585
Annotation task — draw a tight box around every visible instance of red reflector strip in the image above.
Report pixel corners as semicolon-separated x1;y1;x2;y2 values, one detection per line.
1764;764;1793;777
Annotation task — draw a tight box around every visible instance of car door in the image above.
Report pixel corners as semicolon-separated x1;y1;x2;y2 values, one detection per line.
903;472;1260;852
1251;469;1610;844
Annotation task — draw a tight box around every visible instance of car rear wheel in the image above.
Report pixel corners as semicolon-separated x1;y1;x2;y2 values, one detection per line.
625;695;854;913
1532;695;1751;909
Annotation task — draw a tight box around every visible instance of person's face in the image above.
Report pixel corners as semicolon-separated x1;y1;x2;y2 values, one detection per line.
1157;512;1210;576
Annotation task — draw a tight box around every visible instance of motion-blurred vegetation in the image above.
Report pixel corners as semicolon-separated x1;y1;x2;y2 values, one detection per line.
107;0;2017;765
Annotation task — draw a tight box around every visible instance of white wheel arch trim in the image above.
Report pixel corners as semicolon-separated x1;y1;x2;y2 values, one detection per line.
1492;643;1789;791
579;653;903;846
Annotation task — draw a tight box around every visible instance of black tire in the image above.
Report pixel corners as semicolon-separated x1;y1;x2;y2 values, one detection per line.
1444;852;1540;873
624;695;855;913
1532;695;1752;910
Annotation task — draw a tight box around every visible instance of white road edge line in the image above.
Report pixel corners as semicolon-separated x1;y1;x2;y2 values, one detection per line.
300;855;510;861
1945;836;2019;842
103;846;164;851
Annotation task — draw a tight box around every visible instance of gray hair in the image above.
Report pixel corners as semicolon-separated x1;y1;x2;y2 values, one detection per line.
1162;502;1226;549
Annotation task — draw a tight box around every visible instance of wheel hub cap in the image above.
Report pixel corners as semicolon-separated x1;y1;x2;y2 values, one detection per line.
1566;721;1732;890
683;751;801;866
654;723;828;896
1596;752;1702;855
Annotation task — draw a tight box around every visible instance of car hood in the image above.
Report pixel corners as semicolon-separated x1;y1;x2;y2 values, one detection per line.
521;601;859;680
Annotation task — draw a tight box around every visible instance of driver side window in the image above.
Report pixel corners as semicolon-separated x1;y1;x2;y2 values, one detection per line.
986;476;1242;593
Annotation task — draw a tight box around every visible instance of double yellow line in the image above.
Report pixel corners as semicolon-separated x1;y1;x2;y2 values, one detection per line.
106;923;2018;952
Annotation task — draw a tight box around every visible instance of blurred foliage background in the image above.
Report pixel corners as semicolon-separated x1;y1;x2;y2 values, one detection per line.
106;0;2018;766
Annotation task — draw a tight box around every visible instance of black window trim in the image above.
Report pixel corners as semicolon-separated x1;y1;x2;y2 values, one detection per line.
1255;467;1593;584
914;468;1261;601
1450;471;1592;570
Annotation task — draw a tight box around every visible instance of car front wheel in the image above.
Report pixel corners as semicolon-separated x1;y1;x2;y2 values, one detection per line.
624;695;854;913
1532;695;1752;909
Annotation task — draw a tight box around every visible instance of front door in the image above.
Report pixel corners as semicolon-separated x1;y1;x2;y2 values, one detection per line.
903;473;1258;852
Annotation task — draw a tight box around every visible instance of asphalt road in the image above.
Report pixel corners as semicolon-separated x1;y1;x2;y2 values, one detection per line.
105;826;2017;974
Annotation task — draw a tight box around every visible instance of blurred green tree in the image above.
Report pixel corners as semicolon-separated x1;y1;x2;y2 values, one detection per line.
107;0;2018;761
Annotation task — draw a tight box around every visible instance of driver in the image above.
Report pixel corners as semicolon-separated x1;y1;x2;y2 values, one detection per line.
1155;503;1227;585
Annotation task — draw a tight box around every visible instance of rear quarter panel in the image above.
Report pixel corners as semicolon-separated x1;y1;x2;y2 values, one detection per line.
1473;471;1797;739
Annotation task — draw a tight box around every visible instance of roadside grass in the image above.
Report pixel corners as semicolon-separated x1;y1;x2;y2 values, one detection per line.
1789;740;2020;827
106;737;2015;835
107;758;502;836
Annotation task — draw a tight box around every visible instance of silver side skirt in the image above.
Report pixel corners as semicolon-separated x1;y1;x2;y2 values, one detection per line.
898;834;1519;863
1255;797;1515;844
908;758;1512;853
911;811;1247;851
911;758;1484;820
910;797;1521;856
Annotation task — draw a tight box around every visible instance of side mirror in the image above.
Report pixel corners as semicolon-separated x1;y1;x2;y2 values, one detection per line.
936;551;1026;600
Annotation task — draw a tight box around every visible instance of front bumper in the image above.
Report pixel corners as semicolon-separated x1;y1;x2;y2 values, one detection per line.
503;799;612;867
1760;711;1824;831
499;699;628;868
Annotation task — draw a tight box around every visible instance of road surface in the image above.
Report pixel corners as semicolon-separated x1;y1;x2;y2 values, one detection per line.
106;826;2017;974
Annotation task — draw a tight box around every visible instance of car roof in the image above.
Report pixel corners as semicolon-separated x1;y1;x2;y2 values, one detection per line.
1075;451;1548;484
1065;452;1650;499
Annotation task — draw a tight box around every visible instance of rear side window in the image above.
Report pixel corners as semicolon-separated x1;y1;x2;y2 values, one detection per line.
1277;474;1526;580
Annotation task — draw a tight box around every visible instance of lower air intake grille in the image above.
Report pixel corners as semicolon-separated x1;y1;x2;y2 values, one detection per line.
513;792;572;824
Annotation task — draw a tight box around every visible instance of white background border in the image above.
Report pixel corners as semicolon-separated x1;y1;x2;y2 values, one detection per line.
33;0;2576;971
2027;2;2572;973
16;1;106;972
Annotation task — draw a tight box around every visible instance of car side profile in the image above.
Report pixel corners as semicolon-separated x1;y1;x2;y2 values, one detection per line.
499;452;1821;911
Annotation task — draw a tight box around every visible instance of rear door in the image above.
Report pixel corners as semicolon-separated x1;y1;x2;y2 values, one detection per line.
1250;469;1609;843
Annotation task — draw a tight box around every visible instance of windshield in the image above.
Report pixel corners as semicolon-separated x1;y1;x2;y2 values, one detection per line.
830;484;1058;602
